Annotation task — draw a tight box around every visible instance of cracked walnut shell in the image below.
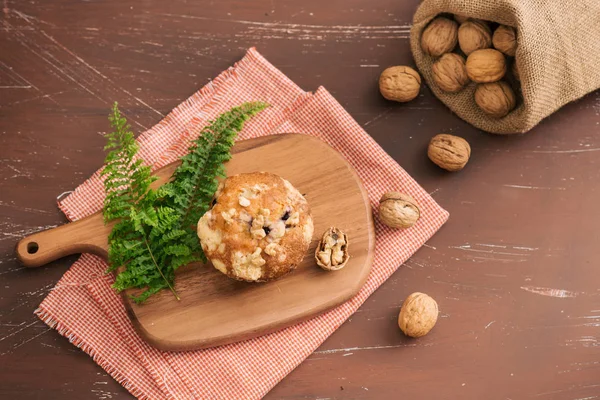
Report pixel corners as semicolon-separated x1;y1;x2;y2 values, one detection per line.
474;81;516;118
315;227;349;271
458;19;492;56
378;192;420;229
379;66;421;102
466;48;506;83
421;17;458;57
428;134;471;171
432;53;470;93
398;292;439;338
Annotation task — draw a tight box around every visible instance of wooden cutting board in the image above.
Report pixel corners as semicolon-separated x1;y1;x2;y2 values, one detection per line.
16;134;375;351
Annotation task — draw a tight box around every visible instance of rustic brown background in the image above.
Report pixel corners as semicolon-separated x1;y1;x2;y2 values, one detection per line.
1;0;599;399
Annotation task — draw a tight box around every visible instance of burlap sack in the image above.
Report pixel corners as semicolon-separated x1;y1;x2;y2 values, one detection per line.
410;0;600;134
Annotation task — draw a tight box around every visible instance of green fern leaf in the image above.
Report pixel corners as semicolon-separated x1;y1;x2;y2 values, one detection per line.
102;101;268;303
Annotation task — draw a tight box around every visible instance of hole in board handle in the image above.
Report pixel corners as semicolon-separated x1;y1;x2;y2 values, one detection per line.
27;242;39;254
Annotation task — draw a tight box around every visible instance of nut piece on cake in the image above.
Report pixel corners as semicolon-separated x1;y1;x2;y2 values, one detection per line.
197;172;314;282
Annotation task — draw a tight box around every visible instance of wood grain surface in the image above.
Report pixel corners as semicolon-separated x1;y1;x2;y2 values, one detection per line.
16;134;375;351
1;0;599;399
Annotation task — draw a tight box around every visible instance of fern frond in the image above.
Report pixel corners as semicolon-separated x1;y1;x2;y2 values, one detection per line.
163;102;268;232
102;101;268;303
101;103;179;301
155;101;268;269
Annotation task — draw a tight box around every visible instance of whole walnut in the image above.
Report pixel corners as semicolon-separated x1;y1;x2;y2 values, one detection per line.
493;25;517;57
458;19;492;55
421;17;458;57
466;48;506;83
454;14;469;24
378;192;420;229
512;61;520;82
432;53;470;93
428;134;471;171
379;66;421;102
398;292;439;338
474;81;516;118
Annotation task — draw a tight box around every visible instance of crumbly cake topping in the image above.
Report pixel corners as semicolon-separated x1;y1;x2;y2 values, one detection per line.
197;172;314;282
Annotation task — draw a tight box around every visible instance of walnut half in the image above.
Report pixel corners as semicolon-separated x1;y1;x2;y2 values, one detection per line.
315;227;349;271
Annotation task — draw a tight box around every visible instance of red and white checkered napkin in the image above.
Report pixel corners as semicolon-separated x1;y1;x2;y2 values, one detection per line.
36;48;449;399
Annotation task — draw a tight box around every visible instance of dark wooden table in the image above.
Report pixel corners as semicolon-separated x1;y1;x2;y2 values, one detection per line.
1;1;599;399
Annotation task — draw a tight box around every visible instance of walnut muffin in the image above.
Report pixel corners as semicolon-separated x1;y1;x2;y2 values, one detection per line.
197;172;314;282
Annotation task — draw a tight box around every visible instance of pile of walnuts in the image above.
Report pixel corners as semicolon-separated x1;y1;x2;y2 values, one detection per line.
376;15;521;341
421;15;519;118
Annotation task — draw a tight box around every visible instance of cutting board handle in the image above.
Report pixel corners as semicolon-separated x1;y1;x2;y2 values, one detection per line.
16;214;110;268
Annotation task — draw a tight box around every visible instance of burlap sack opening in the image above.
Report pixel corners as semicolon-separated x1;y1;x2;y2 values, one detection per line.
410;0;600;134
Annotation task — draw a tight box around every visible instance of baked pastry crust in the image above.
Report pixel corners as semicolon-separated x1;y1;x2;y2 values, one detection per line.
197;172;314;282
